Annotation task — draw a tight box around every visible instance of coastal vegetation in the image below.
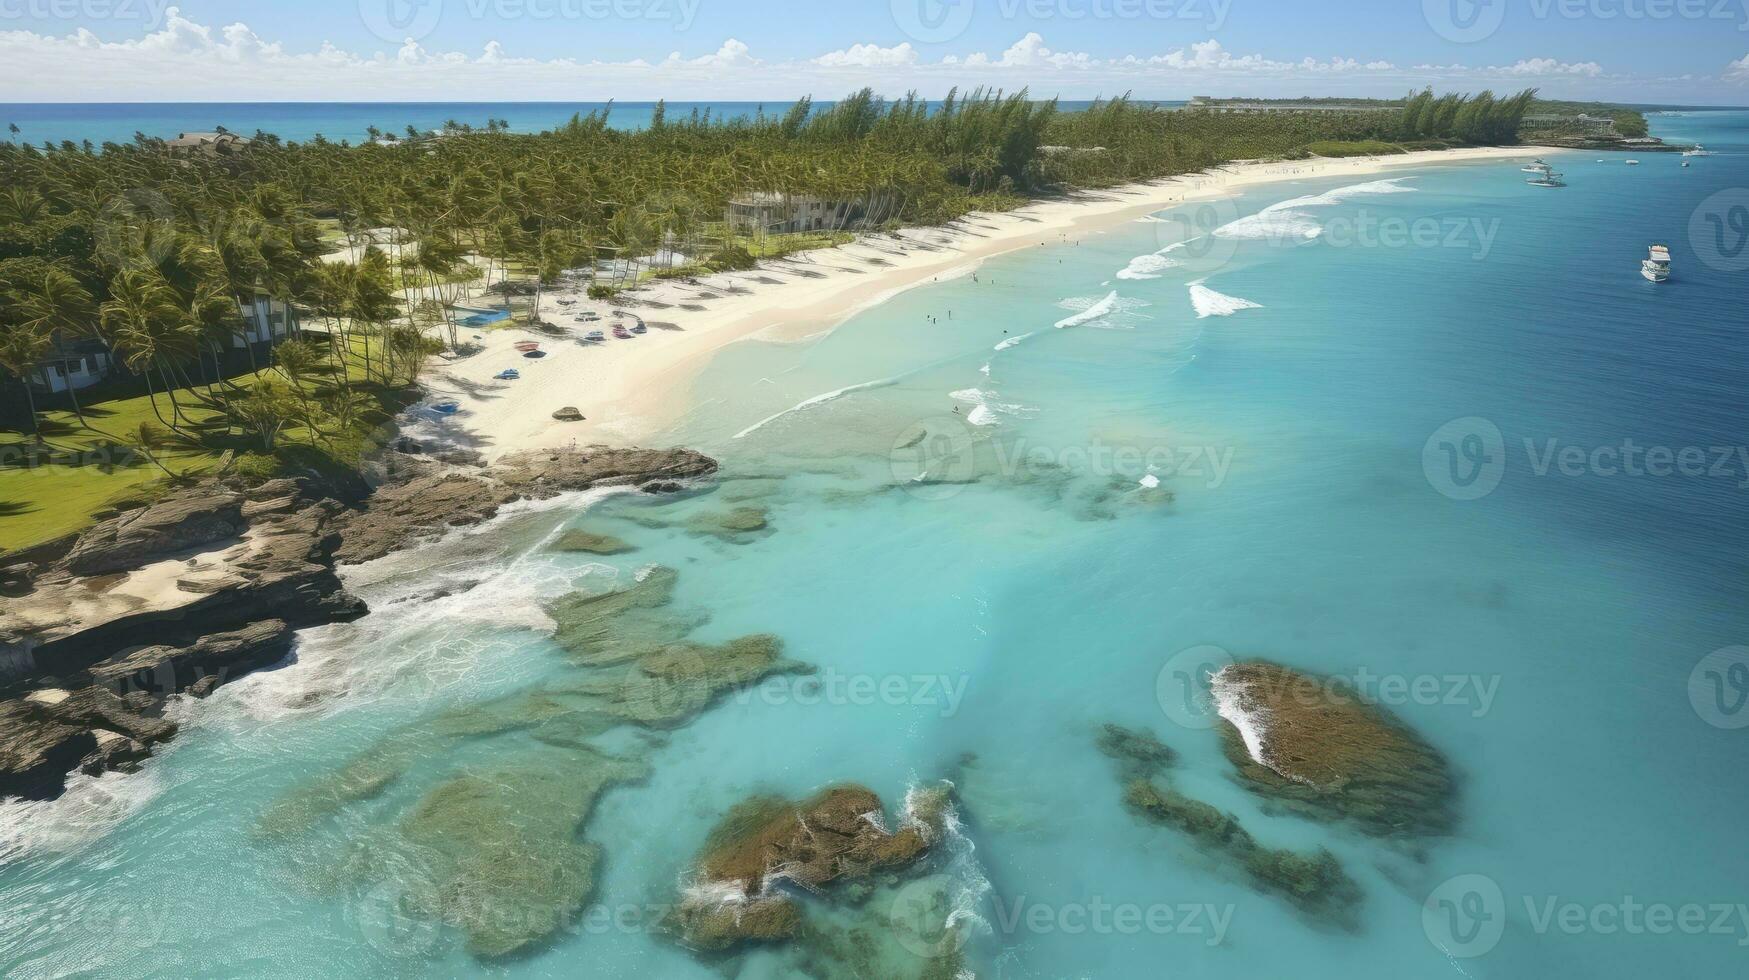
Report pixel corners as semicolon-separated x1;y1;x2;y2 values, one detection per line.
0;87;1538;551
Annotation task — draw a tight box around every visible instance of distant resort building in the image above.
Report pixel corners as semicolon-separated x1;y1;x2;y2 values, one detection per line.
1522;113;1617;135
725;192;900;235
235;296;293;348
726;193;853;234
166;131;252;155
1185;97;1394;116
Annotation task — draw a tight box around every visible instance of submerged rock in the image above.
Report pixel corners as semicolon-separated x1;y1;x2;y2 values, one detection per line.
551;529;634;555
1101;724;1363;928
684;506;771;540
395;748;650;958
1211;661;1457;837
1095;723;1178;779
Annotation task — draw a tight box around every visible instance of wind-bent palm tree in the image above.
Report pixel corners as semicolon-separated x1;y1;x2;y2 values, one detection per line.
0;317;51;442
16;267;97;427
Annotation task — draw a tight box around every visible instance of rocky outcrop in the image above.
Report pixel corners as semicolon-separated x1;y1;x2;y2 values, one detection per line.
59;493;246;577
0;688;179;800
334;446;716;564
0;444;717;802
674;784;940;951
1210;661;1457;837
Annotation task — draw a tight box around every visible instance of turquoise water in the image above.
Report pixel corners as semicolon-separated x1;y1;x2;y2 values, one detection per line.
3;114;1747;978
0;100;1154;147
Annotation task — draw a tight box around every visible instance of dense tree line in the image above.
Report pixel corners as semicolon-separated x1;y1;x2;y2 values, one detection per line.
0;87;1535;464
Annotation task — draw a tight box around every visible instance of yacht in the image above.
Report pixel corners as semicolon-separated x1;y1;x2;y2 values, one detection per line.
1625;159;1640;166
1521;159;1553;174
1641;244;1671;283
1527;169;1566;187
1683;144;1711;157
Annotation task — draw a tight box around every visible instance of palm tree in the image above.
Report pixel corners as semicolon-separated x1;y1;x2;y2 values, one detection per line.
0;318;51;442
100;270;187;430
17;267;97;427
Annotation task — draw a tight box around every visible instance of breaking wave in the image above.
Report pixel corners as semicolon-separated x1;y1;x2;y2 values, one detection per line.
1188;280;1263;319
1215;177;1418;243
733;377;900;439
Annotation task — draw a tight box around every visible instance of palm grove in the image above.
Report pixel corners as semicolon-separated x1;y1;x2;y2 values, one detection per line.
0;87;1537;480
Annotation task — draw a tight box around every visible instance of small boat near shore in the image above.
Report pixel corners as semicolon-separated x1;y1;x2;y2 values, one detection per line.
613;325;632;339
1527;168;1566;188
513;341;541;353
1641;244;1671;283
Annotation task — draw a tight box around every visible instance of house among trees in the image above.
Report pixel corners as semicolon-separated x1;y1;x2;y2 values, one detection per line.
30;335;112;394
726;193;855;234
166;131;252;155
26;295;289;394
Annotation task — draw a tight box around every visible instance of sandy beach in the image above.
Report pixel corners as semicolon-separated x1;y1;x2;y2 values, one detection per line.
410;145;1550;459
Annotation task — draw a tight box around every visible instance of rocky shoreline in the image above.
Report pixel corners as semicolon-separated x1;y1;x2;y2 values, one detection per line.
0;444;717;802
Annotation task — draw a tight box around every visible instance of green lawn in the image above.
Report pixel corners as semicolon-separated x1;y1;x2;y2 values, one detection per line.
0;335;408;554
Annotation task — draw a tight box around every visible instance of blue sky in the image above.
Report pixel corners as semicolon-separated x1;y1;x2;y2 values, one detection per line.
3;0;1746;102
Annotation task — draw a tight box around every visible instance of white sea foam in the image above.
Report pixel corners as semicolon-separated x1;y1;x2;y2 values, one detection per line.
0;767;170;863
1211;665;1271;766
1216;176;1417;243
1188;280;1263;319
1116;252;1183;280
993;331;1035;351
732;376;899;439
1053;290;1158;330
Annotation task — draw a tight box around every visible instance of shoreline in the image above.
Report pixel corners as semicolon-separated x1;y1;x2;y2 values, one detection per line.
415;145;1551;460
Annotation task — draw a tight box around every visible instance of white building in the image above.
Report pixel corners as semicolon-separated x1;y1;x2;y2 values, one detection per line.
32;338;113;394
235;296;293;348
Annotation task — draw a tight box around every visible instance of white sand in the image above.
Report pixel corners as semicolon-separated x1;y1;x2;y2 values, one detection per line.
413;146;1551;459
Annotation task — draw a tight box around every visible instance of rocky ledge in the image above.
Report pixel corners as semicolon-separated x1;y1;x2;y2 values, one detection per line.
0;444;716;802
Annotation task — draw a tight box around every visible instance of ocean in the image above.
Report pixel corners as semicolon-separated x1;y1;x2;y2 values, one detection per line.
1;112;1745;978
0;100;1165;147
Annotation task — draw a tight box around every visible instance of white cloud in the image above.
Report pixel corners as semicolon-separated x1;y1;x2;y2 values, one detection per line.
1727;53;1749;81
814;42;917;69
1;12;1716;104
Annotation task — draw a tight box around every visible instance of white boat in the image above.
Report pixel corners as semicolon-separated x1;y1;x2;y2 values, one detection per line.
1625;159;1640;166
1683;144;1710;157
1641;244;1671;283
1527;171;1566;187
1521;159;1553;173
